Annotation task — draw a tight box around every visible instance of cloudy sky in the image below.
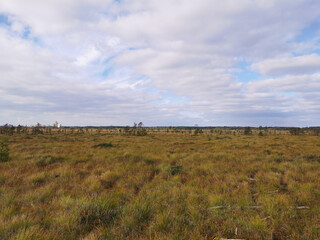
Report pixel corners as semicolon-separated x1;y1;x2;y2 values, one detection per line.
0;0;320;126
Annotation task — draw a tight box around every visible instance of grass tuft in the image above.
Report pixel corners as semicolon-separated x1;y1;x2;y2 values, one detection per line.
36;155;66;167
78;196;120;232
93;142;113;148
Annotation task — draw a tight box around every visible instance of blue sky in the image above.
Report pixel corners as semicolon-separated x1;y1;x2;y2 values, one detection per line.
0;0;320;126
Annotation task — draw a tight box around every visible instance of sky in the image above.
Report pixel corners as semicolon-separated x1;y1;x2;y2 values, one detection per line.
0;0;320;127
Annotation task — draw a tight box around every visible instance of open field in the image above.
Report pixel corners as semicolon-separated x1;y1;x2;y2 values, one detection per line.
1;129;320;239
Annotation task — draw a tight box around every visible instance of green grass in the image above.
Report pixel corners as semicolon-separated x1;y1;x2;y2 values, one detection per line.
1;129;320;239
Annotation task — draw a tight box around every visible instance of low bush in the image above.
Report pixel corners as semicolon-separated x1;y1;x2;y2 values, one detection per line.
244;127;252;135
93;142;113;148
0;138;9;162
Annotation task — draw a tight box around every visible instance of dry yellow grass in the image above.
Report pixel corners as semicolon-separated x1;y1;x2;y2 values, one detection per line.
1;128;320;239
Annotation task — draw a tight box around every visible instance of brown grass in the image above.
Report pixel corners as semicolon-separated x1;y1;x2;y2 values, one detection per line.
0;129;320;239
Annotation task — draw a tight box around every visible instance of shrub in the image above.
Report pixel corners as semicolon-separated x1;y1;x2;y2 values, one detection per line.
311;127;320;136
0;124;14;135
123;122;147;136
137;128;147;136
244;127;252;135
93;142;113;148
0;138;10;162
193;128;203;136
32;127;43;135
289;127;303;135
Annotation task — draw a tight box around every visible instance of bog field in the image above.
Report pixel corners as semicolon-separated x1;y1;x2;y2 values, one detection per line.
1;127;320;240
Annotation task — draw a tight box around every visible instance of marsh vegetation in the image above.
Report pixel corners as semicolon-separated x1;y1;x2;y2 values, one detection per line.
0;127;320;239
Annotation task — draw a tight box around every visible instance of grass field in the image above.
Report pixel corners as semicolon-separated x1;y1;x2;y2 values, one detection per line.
1;128;320;239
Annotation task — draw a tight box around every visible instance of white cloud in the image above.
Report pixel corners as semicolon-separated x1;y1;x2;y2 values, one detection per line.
10;21;25;34
251;54;320;76
75;46;101;66
0;0;320;126
247;74;320;93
